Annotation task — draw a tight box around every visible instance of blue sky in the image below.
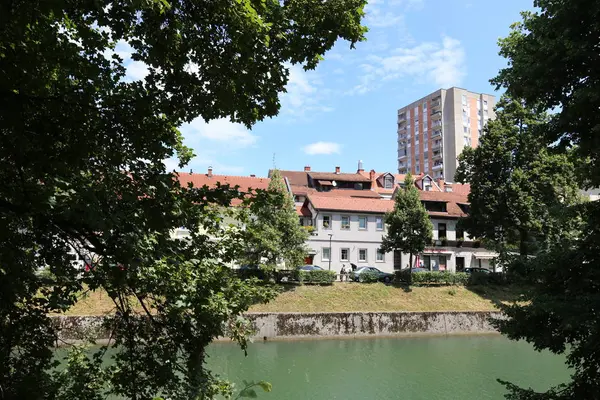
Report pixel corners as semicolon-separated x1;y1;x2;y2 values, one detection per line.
156;0;529;177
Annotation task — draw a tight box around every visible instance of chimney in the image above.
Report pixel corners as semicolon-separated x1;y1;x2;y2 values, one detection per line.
369;169;377;190
437;178;444;190
190;169;193;174
304;165;311;172
207;166;213;177
357;160;364;173
335;166;340;174
250;174;256;178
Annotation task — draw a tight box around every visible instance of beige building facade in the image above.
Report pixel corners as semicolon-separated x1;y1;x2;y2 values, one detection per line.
397;87;496;182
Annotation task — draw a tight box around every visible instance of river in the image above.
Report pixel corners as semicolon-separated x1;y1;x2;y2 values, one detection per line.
207;335;569;399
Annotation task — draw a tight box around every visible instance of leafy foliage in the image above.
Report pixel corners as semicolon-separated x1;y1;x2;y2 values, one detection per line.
243;169;308;269
482;1;600;398
357;270;380;283
456;95;582;256
381;174;433;281
294;270;336;285
0;0;366;398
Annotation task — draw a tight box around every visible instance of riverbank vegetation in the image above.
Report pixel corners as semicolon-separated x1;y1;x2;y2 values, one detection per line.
61;283;524;315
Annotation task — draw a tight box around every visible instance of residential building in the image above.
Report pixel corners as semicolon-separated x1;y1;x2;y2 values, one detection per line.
397;87;496;182
276;164;496;274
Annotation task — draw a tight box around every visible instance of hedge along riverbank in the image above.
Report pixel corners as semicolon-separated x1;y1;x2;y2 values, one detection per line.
394;271;511;286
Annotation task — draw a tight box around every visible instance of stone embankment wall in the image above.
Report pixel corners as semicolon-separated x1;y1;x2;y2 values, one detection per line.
53;311;501;342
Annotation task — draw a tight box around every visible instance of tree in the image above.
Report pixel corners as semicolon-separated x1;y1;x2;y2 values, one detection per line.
381;174;433;282
243;169;308;269
455;95;581;257
0;1;366;399
479;1;600;398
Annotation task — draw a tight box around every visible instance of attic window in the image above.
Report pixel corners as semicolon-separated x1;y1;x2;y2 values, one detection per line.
384;176;394;189
354;183;363;190
422;201;447;212
458;203;470;214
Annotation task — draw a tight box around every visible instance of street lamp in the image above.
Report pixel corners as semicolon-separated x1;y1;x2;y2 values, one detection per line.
328;233;333;271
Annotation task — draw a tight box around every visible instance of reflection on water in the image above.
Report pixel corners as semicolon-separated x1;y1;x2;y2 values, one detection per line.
207;335;568;400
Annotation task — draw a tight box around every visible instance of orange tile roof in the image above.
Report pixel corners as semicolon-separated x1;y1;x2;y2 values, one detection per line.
176;172;271;191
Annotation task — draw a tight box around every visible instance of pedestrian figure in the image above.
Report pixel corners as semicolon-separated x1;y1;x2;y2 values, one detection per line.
340;264;346;282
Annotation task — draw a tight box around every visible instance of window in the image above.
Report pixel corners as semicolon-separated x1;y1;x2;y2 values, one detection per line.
358;216;367;230
322;247;331;261
376;216;384;230
376;248;385;262
424;162;429;173
322;215;331;229
423;201;447;212
340;248;349;261
464;136;471;147
415;165;420;174
438;223;447;239
483;100;488;110
354;183;363;190
384;175;394;189
477;99;481;110
299;217;304;226
463;126;468;134
358;249;367;262
462;94;467;106
341;215;350;230
423;102;427;111
456;227;465;240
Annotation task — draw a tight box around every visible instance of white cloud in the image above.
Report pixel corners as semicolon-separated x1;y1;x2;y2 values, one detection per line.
280;64;334;118
181;118;258;147
347;36;466;95
303;142;342;155
332;68;345;75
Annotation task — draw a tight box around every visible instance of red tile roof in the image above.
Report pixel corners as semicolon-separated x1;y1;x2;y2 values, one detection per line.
305;188;382;198
308;172;372;183
296;205;312;216
176;172;271;191
306;190;469;218
271;170;309;186
308;195;394;213
418;191;469;217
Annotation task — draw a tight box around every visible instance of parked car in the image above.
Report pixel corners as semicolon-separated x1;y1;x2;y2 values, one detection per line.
464;267;491;274
351;266;394;283
298;265;324;271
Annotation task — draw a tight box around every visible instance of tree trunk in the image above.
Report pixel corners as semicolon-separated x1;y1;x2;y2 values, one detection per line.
409;252;413;285
519;229;529;257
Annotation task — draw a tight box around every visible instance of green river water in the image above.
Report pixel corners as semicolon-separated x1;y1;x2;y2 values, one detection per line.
206;335;569;400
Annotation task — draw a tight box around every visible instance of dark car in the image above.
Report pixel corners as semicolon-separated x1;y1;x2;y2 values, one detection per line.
464;267;491;274
298;265;324;271
351;266;394;283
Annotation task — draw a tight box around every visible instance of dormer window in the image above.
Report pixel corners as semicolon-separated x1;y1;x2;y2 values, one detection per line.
384;176;394;189
422;201;447;212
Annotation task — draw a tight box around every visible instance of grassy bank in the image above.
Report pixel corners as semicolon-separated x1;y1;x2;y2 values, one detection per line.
62;282;522;315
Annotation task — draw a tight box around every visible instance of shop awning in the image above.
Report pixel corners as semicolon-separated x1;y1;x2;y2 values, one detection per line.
422;248;454;254
473;253;497;259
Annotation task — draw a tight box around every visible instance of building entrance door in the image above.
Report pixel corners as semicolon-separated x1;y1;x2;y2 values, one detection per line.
456;256;465;272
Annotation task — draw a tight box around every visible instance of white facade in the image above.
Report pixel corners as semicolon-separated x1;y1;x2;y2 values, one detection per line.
306;209;392;274
304;206;497;274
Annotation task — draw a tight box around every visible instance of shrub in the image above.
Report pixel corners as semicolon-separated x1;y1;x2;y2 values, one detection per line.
394;269;411;283
295;270;336;285
447;288;457;296
358;270;380;283
467;271;507;286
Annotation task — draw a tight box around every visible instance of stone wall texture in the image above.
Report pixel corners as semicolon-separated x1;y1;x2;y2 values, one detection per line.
53;311;501;342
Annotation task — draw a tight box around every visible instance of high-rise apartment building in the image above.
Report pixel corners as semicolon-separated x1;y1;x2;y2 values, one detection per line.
397;87;496;182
